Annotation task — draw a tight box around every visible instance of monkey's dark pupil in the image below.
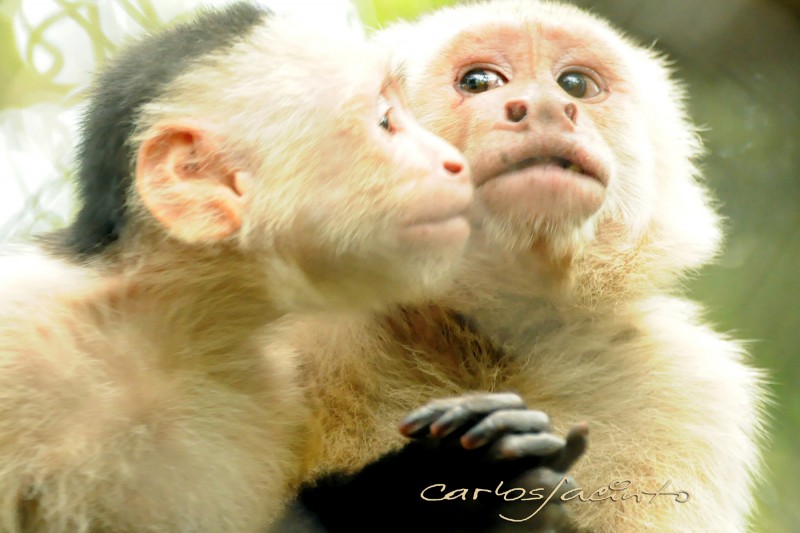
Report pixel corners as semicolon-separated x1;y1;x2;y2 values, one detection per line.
460;71;490;92
559;73;586;97
379;114;390;130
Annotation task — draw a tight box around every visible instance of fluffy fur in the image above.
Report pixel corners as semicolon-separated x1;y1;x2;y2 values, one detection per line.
278;2;767;531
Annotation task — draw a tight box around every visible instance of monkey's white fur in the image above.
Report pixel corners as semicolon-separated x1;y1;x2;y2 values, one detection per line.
277;2;767;532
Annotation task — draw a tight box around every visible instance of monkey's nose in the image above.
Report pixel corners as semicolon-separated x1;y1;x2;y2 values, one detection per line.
443;160;464;175
505;100;528;123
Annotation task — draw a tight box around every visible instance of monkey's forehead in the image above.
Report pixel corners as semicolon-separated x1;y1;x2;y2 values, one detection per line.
132;14;397;171
146;15;391;134
376;0;639;72
149;11;390;113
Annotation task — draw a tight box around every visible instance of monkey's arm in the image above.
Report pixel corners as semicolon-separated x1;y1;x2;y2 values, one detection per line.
278;393;587;533
511;298;766;533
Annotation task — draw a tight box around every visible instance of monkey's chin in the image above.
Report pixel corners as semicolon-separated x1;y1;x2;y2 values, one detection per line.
397;216;470;247
478;164;605;225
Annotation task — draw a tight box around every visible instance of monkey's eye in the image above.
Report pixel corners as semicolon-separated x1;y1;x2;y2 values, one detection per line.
458;68;506;94
379;108;395;133
377;94;396;134
557;71;602;98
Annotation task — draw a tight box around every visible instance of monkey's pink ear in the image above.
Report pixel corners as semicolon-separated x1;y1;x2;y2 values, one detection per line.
136;126;249;243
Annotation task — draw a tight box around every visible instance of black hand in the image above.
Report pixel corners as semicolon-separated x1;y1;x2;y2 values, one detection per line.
281;393;588;533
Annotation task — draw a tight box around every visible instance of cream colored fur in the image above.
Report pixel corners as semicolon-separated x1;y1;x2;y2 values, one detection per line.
278;2;767;532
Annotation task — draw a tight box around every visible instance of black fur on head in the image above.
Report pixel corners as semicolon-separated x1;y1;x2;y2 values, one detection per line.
63;2;270;257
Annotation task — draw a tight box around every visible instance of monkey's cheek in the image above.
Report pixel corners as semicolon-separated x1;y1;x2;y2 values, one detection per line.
478;168;606;225
396;216;471;248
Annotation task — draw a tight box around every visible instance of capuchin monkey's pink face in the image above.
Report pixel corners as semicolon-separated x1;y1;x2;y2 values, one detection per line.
443;26;616;230
380;1;719;267
389;17;627;253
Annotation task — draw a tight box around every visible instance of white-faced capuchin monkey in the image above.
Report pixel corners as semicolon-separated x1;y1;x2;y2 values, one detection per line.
274;1;767;532
0;3;475;532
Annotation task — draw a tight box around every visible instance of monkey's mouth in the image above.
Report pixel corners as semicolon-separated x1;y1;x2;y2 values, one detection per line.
510;156;583;174
478;147;608;189
503;156;604;185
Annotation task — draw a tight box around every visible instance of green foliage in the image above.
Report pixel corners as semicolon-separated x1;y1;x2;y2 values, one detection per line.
355;0;458;29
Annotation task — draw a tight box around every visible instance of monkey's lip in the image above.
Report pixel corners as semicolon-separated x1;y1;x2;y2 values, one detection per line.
397;178;472;244
478;149;607;189
401;203;471;232
401;200;470;226
399;182;473;228
398;214;470;245
399;199;472;244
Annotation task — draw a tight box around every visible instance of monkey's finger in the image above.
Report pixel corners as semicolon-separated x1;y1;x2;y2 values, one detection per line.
544;422;589;473
399;397;469;437
399;393;525;438
489;433;565;460
460;409;550;449
428;393;527;438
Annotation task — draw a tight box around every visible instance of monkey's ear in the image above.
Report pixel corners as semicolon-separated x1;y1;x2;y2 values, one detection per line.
135;126;251;243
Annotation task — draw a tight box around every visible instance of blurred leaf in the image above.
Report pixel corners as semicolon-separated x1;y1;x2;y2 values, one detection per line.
355;0;458;29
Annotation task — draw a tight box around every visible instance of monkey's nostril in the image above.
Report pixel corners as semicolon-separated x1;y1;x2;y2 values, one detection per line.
506;101;528;123
443;161;464;175
565;103;577;123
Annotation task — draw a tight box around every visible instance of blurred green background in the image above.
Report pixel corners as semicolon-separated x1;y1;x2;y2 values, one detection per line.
1;0;797;530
